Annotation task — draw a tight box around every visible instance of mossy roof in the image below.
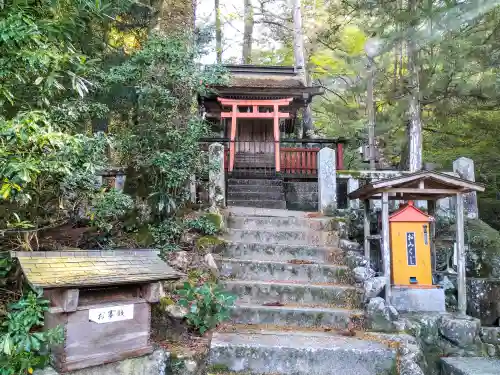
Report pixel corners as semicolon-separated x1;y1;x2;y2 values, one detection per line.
11;249;182;289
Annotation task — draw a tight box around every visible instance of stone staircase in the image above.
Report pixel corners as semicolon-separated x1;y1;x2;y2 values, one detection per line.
227;178;286;209
209;207;396;375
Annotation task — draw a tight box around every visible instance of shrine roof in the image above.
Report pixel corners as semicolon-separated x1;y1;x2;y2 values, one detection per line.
348;170;485;201
11;249;182;289
204;65;323;101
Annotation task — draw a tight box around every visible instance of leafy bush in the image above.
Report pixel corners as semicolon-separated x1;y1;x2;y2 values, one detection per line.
0;291;63;375
149;219;185;255
0;113;109;227
176;281;236;334
90;189;134;232
184;216;219;236
105;34;226;221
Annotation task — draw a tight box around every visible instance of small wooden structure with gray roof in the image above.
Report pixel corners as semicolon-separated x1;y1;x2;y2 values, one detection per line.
348;170;485;315
12;249;181;372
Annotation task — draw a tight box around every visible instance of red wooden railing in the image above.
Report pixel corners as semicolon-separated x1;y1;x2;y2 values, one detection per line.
200;138;345;175
280;148;320;176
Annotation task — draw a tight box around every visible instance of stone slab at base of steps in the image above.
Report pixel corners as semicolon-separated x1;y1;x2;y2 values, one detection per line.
228;191;285;201
220;258;353;284
225;229;338;246
228;178;283;186
224;206;313;218
228;184;283;193
230;303;363;329
209;330;396;375
441;357;500;375
222;280;363;309
226;200;286;209
222;242;346;265
227;215;334;231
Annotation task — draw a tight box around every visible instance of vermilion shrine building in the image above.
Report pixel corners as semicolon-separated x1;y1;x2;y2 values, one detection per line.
199;65;346;210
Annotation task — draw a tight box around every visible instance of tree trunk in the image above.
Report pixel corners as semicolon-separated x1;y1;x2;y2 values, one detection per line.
292;0;313;137
407;0;422;172
215;0;222;63
151;0;195;36
292;0;306;80
242;0;254;64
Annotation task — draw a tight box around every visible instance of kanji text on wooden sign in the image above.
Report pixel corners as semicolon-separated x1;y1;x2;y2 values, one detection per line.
89;304;134;324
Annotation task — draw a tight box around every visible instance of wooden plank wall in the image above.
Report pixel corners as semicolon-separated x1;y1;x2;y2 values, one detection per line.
235;119;274;154
61;301;152;371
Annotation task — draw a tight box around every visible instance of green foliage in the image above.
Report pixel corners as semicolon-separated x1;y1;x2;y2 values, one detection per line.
0;0;127;239
467;219;500;252
0;256;12;283
202;213;223;231
176;281;236;334
104;33;226;220
149;219;185;254
0;111;109;233
195;236;224;251
0;291;63;375
90;189;134;232
184;216;219;236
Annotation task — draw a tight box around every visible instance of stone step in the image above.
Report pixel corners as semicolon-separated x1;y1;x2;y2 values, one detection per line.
227;216;333;231
228;184;283;193
284;181;318;193
228;178;283;186
287;201;318;211
221;242;346;265
286;192;318;201
230;303;363;329
441;357;500;375
220;258;352;284
227;191;285;200
209;331;395;375
222;280;363;309
227;200;287;209
224;206;314;218
225;228;338;246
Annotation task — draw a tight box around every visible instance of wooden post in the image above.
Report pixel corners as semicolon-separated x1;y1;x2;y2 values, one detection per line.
348;178;360;210
456;192;466;315
229;104;237;172
364;199;371;262
428;200;436;272
381;192;392;302
337;143;344;170
273;104;281;172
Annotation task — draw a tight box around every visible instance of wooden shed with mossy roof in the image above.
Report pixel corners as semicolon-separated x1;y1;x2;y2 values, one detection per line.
12;249;181;372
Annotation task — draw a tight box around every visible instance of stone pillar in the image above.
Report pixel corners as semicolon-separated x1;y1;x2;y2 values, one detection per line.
348;178;360;210
189;175;196;203
453;157;478;219
115;174;126;192
456;192;466;315
209;143;226;208
317;147;337;214
381;191;392;302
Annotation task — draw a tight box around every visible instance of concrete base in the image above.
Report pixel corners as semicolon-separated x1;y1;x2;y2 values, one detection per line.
391;286;446;313
441;357;500;375
35;350;168;375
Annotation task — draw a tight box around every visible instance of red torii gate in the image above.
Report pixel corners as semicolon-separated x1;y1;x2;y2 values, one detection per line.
218;97;293;172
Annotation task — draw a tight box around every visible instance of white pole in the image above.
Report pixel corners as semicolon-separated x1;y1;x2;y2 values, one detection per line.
382;192;391;302
456;192;466;315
